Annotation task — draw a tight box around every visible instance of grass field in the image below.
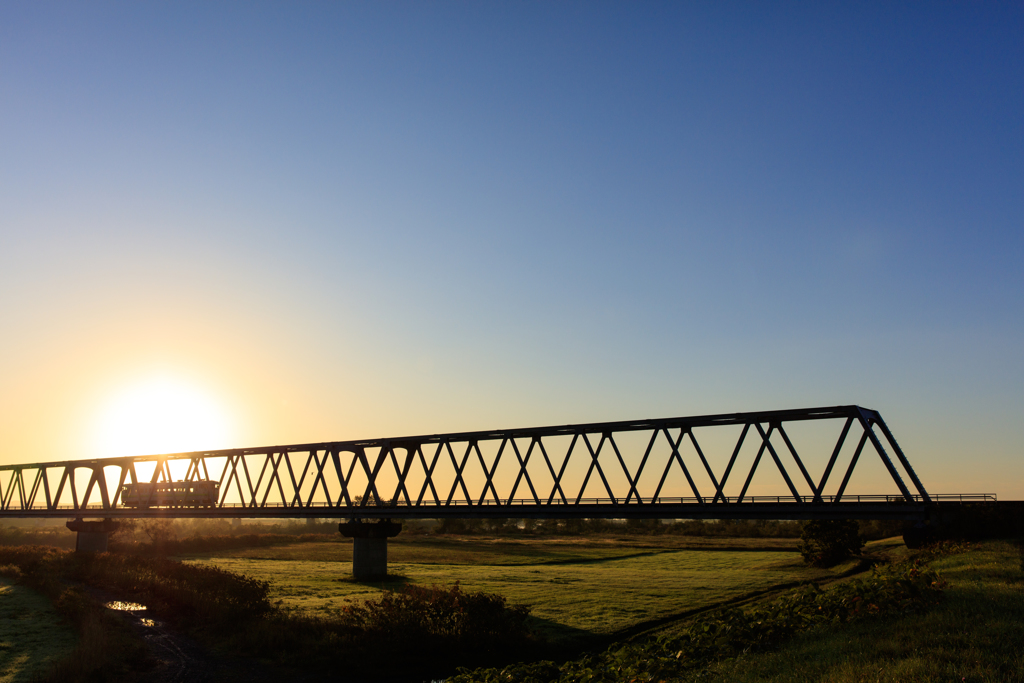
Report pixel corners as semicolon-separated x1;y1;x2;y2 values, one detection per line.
696;540;1024;682
0;578;76;683
182;535;858;642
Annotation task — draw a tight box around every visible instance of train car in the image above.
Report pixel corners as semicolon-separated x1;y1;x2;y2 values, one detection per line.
120;480;220;508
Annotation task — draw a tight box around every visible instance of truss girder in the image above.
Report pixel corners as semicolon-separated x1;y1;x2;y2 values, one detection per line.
0;405;946;519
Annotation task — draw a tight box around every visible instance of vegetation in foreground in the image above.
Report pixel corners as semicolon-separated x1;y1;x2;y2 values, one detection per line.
0;533;851;681
698;540;1024;683
450;540;1024;682
0;533;891;682
2;530;1017;682
0;546;536;681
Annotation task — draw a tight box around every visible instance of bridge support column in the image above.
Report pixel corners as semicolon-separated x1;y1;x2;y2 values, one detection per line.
66;519;120;553
339;519;402;580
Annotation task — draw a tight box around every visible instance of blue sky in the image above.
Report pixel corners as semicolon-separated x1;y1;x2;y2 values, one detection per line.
1;2;1021;497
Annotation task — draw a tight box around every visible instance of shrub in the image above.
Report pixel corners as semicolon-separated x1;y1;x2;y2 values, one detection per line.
234;582;536;678
799;519;863;567
341;582;532;652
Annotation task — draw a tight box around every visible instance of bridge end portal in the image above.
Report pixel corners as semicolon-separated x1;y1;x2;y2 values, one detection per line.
339;519;402;580
66;519;121;553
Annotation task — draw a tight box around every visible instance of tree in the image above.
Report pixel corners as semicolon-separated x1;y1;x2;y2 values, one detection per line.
142;519;177;546
798;519;863;567
109;517;139;544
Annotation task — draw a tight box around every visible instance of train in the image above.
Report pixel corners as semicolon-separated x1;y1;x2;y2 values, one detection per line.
119;480;220;508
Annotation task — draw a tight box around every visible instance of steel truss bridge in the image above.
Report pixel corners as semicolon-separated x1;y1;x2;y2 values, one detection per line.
0;406;992;522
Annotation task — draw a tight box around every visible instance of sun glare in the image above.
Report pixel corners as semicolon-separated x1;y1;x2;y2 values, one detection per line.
95;377;235;458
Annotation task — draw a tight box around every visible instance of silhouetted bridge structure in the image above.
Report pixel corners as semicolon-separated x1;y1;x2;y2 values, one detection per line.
0;406;995;574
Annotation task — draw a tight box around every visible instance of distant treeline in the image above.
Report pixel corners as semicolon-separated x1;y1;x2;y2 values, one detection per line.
110;532;339;556
0;524;76;549
0;518;346;552
434;517;907;541
0;516;908;554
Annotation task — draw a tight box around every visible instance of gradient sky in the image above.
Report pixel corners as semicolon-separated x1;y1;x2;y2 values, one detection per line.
1;3;1021;498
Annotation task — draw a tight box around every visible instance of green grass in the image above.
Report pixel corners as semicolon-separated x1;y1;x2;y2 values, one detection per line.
449;541;947;683
182;535;848;643
0;578;77;682
697;540;1024;682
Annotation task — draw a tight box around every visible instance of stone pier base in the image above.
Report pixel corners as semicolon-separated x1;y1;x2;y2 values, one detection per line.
66;519;120;553
339;519;402;580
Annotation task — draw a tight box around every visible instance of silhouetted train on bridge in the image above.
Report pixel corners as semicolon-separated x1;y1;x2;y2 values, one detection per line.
119;481;220;508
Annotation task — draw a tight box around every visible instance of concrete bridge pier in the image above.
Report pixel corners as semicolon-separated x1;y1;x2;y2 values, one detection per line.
339;519;402;580
66;519;120;553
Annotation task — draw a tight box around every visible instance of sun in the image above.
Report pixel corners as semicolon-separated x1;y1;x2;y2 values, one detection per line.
94;376;235;458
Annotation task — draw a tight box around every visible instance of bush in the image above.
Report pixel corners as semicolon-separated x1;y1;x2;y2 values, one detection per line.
234;582;536;678
799;519;863;567
341;582;532;651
